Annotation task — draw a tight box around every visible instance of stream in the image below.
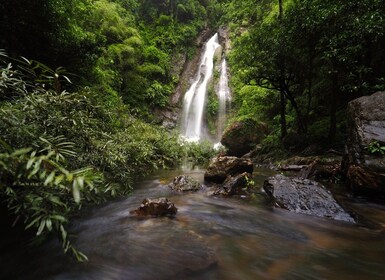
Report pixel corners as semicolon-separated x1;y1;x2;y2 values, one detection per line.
2;166;385;280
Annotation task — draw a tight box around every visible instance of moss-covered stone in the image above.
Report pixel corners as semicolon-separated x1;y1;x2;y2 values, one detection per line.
221;118;266;157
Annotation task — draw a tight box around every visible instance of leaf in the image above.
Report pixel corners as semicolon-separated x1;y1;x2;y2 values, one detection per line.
72;180;81;203
62;75;72;84
0;139;12;152
36;219;46;236
76;176;84;190
51;215;67;222
26;157;35;170
28;160;42;178
49;196;66;207
54;174;64;186
25;216;41;229
11;148;32;156
46;219;52;231
44;171;56;186
60;225;67;241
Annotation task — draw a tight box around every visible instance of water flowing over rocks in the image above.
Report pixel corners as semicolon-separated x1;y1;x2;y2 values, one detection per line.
221;118;267;157
343;91;385;195
204;156;254;184
263;174;355;223
168;175;202;192
130;198;177;217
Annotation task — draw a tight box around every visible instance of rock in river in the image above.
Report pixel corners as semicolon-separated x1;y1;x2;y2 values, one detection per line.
204;156;254;183
130;198;177;217
213;172;252;196
343;91;385;195
263;175;354;223
168;175;202;192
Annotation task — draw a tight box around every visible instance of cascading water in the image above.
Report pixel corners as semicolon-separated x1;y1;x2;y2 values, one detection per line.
216;58;231;141
181;33;220;142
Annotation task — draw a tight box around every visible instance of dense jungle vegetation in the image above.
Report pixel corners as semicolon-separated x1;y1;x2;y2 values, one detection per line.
1;0;385;260
224;0;385;153
0;0;221;260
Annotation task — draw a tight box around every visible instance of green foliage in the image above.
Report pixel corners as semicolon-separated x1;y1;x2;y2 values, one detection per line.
0;0;225;261
366;140;385;155
226;0;385;148
0;137;100;262
182;140;218;165
0;53;186;260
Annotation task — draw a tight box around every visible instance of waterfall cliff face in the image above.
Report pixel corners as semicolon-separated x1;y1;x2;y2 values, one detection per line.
181;33;220;142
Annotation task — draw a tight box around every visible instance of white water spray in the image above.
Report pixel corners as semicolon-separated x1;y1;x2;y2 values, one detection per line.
181;33;220;142
217;58;231;140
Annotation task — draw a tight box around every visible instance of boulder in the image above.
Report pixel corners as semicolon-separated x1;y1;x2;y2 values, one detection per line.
168;175;202;192
263;175;354;223
221;119;266;157
343;91;385;194
204;156;253;183
130;198;177;217
213;172;251;196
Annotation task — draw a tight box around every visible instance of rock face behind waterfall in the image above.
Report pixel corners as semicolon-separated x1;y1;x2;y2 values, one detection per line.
204;156;253;183
221;118;266;157
264;175;355;223
343;91;385;195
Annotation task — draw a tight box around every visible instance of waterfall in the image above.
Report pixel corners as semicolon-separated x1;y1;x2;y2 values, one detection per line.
216;58;231;141
181;33;220;142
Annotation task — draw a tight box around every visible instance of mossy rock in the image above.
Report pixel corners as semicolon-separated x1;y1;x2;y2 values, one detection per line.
221;118;266;157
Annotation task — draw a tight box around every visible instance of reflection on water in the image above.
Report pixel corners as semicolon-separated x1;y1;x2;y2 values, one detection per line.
1;167;385;280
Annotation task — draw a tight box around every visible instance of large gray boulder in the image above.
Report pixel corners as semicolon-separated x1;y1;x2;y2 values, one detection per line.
204;156;253;183
343;91;385;194
263;175;354;223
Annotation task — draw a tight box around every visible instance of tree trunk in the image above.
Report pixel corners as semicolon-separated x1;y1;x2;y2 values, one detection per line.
283;86;306;133
278;0;286;138
278;0;283;21
328;63;338;143
280;91;287;138
329;95;337;143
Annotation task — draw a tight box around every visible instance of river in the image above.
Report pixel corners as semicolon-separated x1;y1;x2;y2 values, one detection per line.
1;166;385;279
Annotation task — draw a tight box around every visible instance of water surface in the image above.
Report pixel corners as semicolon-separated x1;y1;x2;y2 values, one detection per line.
1;167;385;280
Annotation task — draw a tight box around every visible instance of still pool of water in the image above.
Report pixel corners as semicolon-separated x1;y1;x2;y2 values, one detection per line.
1;167;385;280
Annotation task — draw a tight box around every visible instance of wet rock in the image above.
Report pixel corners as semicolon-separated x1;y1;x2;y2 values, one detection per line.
281;156;343;182
343;91;385;194
263;175;355;223
221;119;267;157
279;165;307;172
298;160;342;181
168;175;202;192
130;198;177;217
213;172;251;196
204;156;253;183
